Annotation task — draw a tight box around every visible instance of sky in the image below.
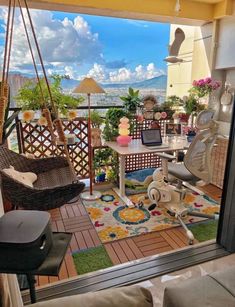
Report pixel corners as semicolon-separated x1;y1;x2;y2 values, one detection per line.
0;7;170;83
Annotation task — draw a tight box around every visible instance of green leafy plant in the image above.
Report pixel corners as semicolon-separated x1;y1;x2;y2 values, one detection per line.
184;95;205;115
106;151;119;184
93;148;113;175
89;110;104;128
162;95;184;109
103;108;127;141
15;74;84;116
120;87;141;113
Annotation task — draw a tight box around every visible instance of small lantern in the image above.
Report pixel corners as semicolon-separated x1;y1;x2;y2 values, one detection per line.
116;117;132;147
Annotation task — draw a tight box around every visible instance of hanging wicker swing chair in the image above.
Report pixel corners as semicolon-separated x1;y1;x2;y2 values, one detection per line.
0;0;85;210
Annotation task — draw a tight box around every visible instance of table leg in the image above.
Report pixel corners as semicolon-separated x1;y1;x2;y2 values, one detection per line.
119;155;125;197
26;274;36;304
113;155;135;208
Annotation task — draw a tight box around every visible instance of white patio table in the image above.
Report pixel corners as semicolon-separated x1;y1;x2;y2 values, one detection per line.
106;136;189;207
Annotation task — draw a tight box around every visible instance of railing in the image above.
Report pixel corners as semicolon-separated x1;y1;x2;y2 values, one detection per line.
11;106;171;179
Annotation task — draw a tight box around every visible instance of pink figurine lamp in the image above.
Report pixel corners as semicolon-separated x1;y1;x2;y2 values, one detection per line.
117;117;132;147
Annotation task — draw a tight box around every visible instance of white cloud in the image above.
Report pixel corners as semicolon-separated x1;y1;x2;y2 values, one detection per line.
0;8;166;83
109;67;132;82
78;62;165;83
0;8;102;73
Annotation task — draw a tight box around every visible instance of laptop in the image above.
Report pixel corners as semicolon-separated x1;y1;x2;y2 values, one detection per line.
141;129;169;149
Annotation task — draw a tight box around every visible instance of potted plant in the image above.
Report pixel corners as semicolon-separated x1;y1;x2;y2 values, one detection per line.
88;110;104;147
15;74;84;120
183;126;197;142
93;148;113;183
103;108;127;141
120;87;141;113
157;95;184;120
90;110;104;128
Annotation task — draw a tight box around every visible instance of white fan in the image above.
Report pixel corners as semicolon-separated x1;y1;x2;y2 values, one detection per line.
164;28;185;63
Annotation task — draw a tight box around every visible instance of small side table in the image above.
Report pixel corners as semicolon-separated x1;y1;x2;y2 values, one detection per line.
0;232;72;304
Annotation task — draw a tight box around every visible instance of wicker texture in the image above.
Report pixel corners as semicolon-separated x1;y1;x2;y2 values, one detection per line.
0;146;85;210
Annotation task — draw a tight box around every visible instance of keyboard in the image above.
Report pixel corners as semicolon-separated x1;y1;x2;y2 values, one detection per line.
145;144;169;150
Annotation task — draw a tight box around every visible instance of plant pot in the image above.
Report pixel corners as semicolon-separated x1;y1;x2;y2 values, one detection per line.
187;135;195;142
96;172;106;183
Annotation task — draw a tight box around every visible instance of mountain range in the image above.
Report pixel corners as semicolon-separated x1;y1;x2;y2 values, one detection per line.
61;75;167;90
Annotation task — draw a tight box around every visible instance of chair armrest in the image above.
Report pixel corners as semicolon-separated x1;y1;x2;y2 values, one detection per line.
16;156;69;174
157;153;176;161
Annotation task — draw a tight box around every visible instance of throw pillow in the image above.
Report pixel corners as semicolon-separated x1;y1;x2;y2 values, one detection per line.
2;166;37;188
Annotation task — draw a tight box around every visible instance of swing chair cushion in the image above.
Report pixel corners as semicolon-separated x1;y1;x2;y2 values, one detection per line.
2;165;37;188
0;147;85;210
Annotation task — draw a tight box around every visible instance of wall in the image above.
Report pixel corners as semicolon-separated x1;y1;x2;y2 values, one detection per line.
209;16;235;136
167;19;234;137
166;23;212;97
215;17;235;69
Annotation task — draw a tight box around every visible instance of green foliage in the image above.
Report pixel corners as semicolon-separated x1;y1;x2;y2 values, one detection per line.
120;87;141;113
151;95;184;120
103;108;127;141
184;95;205;115
15;74;84;116
93;148;113;174
90;110;104;128
163;95;184;109
106;151;119;184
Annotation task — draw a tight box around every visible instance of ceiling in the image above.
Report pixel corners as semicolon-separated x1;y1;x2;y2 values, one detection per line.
191;0;223;3
0;0;233;25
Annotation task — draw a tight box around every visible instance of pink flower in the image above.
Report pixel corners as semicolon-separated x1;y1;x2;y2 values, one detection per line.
104;207;111;212
161;112;167;119
205;77;212;84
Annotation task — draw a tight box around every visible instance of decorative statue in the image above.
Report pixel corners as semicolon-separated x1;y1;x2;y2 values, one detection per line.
91;128;102;147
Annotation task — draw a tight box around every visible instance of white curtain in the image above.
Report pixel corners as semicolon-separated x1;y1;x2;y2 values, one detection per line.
0;189;23;307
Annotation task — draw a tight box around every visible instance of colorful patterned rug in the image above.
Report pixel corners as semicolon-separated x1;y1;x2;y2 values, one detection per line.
82;190;220;243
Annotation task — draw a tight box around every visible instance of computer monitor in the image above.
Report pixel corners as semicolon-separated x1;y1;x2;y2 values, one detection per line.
141;129;162;146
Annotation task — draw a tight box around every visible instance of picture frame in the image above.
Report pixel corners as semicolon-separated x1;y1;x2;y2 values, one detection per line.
165;123;182;136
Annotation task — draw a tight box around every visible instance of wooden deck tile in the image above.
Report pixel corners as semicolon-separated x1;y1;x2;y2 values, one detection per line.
118;240;137;261
124;238;144;259
133;231;161;243
77;203;88;216
71;204;82;217
165;229;186;248
69;234;79;253
104;244;121;265
142;245;172;257
38;276;49;287
56;220;65;232
111;242;129;263
60;206;69;219
138;240;169;253
64;254;77;278
160;230;181;249
74;232;87;250
136;236;165;247
65;205;75;218
82;230;95;248
89;229;101;246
